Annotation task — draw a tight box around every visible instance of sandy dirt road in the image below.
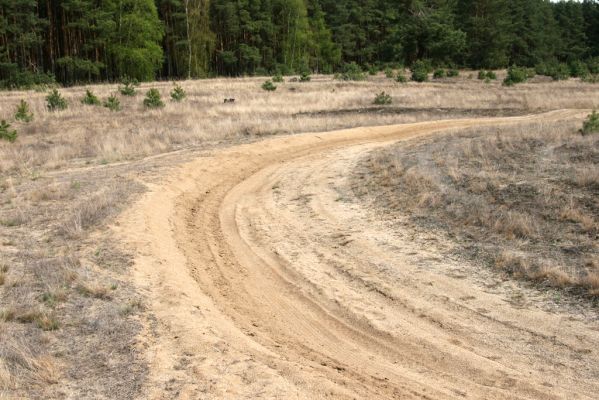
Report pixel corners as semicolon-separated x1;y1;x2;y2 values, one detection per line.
117;110;599;399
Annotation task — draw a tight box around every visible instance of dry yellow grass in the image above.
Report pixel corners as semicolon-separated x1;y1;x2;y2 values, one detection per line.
1;73;598;173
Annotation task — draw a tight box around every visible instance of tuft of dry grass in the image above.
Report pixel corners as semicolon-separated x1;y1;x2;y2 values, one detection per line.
354;120;599;297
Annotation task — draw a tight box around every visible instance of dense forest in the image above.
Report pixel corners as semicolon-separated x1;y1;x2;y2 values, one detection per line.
1;0;598;86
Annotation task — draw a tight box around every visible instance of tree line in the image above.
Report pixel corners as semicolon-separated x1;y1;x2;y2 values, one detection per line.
1;0;598;87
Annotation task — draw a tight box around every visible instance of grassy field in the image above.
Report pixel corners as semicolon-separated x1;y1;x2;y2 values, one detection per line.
1;71;598;398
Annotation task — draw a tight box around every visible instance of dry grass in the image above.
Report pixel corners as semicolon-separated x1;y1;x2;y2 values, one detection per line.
1;72;599;398
354;119;599;298
1;73;598;174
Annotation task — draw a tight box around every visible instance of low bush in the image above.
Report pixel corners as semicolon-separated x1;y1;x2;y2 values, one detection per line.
339;62;366;81
0;65;56;90
119;76;139;96
299;71;311;82
143;88;164;108
478;70;487;80
81;89;100;105
373;91;392;105
486;71;497;80
272;74;284;83
503;66;529;86
447;69;459;77
384;67;394;78
367;64;378;76
103;95;121;111
14;100;33;122
433;69;446;79
581;110;599;136
588;57;599;74
411;60;430;82
170;83;186;102
261;80;277;91
396;72;407;83
0;120;17;142
569;60;589;78
46;89;68;111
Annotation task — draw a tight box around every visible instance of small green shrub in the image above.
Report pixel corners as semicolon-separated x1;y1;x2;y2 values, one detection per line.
433;69;446;79
478;70;487;80
569;60;589;78
503;66;529;86
119;77;139;96
261;80;277;91
170;83;186;102
486;71;497;80
272;74;284;83
14;100;33;122
0;120;17;142
384;67;394;78
81;89;100;106
367;64;378;76
339;62;366;81
373;91;392;105
46;89;67;111
299;71;311;82
103;95;121;111
447;69;459;77
396;72;407;83
411;61;429;82
588;57;599;74
581;110;599;136
582;74;599;83
143;88;164;108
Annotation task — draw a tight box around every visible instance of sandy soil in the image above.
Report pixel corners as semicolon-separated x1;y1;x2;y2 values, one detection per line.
117;110;599;399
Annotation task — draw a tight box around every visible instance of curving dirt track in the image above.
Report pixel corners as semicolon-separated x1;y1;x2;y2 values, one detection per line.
118;110;599;399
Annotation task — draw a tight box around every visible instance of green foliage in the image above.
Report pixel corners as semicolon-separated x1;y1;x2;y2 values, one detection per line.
143;88;164;108
0;64;55;90
14;100;33;123
373;91;392;105
433;69;446;79
411;61;429;82
581;110;599;136
103;95;121;111
299;72;311;82
503;66;529;86
582;74;599;84
339;62;366;81
81;89;101;106
447;69;459;77
478;70;487;80
261;80;277;91
46;89;68;111
272;74;284;83
588;58;599;75
368;65;378;76
569;60;589;78
384;67;394;78
0;120;17;142
396;72;407;83
170;84;186;102
119;77;139;96
537;62;571;81
486;71;497;80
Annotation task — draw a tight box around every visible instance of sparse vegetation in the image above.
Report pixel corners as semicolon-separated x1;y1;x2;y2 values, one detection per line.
82;89;101;105
354;120;599;297
581;110;599;136
384;67;394;78
396;72;407;83
14;100;34;122
373;91;392;105
143;88;164;108
0;120;17;142
447;69;459;77
170;83;186;102
103;94;121;111
46;89;67;111
272;74;284;83
261;80;277;91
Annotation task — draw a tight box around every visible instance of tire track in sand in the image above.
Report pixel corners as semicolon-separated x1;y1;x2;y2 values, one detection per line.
118;110;599;399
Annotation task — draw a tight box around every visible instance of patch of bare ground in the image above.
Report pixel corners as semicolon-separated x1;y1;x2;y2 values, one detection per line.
353;119;599;302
